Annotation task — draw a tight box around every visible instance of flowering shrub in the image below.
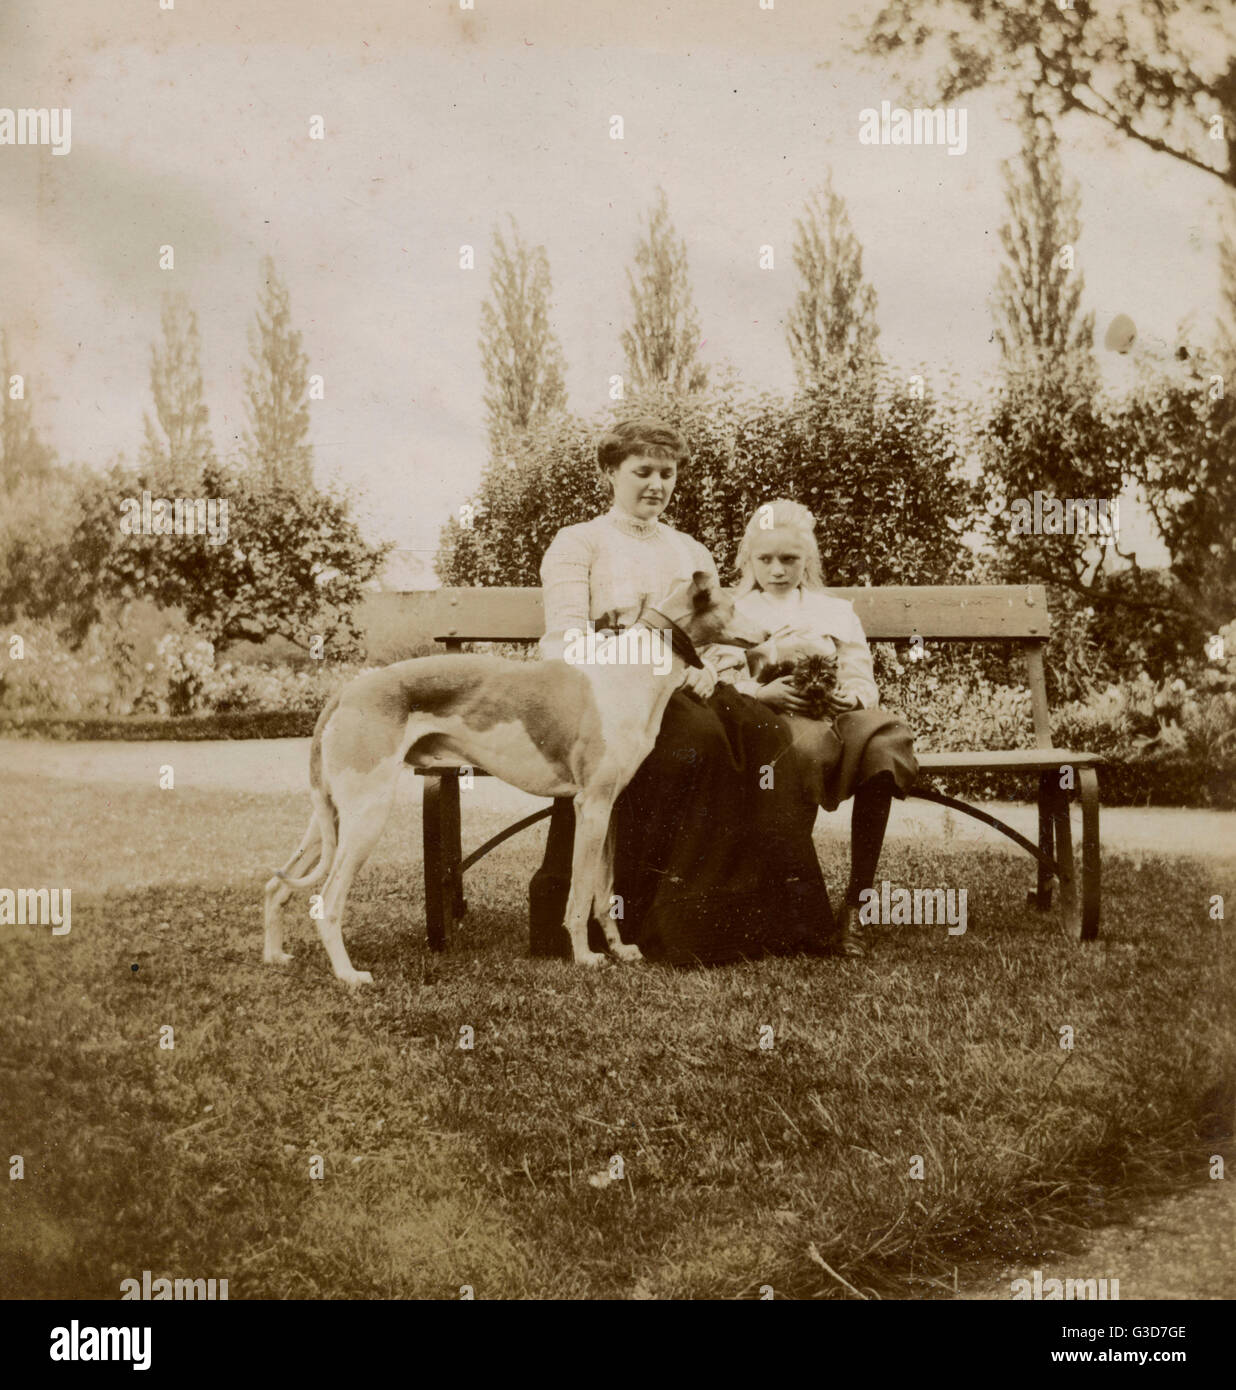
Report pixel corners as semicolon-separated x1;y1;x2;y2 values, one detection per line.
0;617;138;716
142;639;367;717
1052;674;1236;806
208;660;364;714
866;636;1236;806
153;631;219;715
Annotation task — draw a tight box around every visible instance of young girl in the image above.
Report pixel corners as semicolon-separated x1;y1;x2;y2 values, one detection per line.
710;499;918;956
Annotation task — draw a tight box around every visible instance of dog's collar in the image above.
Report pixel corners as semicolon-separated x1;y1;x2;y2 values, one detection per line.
638;607;704;669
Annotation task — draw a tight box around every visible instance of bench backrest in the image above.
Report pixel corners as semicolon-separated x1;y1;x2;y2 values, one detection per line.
383;584;1054;747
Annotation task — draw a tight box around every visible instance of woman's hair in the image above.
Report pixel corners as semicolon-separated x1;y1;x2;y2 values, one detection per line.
733;498;825;595
596;417;688;477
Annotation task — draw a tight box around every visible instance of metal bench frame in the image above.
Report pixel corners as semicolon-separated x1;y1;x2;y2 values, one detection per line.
394;583;1100;955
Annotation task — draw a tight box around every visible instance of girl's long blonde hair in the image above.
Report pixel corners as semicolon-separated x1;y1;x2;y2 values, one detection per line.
733;498;825;596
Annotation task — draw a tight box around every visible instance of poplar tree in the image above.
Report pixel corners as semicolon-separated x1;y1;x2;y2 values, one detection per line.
991;110;1094;372
0;330;56;493
478;217;568;444
621;188;708;395
242;257;314;492
140;293;217;491
785;174;880;384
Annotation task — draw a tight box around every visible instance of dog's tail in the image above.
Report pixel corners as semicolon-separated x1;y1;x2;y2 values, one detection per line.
274;783;338;888
274;694;341;889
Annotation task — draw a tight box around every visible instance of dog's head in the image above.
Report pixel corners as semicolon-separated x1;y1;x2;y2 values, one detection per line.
649;571;766;652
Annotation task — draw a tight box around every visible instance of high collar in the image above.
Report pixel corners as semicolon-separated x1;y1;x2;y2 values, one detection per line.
755;586;805;609
604;504;661;540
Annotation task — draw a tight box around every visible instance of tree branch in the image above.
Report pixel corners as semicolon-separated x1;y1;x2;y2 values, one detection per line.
1060;80;1232;188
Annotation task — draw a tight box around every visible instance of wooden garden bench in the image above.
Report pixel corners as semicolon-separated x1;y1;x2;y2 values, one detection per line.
404;584;1101;955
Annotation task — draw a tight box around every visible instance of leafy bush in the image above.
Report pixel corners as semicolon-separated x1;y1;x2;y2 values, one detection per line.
877;650;1035;753
977;356;1236;676
438;368;976;589
2;459;390;657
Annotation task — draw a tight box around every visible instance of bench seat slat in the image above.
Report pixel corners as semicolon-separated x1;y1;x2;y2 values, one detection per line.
915;749;1102;771
413;748;1101;777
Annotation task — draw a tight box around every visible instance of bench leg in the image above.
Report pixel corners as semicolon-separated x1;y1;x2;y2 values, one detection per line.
445;774;466;919
1077;767;1101;941
528;797;575;958
1029;771;1055;910
422;775;462;952
1050;769;1101;941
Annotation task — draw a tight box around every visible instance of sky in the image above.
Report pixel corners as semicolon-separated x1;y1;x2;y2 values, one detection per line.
0;0;1229;578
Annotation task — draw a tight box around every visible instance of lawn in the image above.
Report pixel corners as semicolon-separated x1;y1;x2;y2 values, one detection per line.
0;768;1232;1299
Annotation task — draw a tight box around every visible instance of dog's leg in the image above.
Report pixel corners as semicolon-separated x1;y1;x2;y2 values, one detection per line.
314;764;401;987
593;817;642;963
263;817;322;964
565;791;620;967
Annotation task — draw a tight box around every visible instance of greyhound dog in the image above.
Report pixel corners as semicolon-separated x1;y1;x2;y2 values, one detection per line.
264;570;766;985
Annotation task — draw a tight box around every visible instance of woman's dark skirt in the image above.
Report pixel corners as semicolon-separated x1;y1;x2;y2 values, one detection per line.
611;687;917;967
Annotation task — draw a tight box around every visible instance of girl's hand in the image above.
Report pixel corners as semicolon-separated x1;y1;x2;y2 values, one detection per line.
823;689;860;716
755;676;806;713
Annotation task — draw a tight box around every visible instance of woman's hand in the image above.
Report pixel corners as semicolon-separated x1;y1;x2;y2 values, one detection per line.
754;676;807;714
681;662;718;701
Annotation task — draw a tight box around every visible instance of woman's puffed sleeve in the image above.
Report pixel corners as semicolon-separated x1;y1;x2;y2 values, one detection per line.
833;600;880;710
539;525;594;662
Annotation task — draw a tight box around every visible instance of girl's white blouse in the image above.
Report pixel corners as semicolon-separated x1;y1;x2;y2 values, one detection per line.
714;587;881;709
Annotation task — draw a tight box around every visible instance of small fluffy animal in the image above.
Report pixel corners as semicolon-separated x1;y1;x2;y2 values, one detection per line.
752;632;839;721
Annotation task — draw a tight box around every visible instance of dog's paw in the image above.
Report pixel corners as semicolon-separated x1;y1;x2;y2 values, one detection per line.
610;943;644;964
338;969;374;988
573;951;610;968
263;950;294;966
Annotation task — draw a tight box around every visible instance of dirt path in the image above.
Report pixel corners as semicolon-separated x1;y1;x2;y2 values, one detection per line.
3;736;1235;862
960;1166;1235;1300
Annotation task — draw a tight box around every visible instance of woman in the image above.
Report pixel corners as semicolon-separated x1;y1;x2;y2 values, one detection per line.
711;498;919;956
537;419;839;965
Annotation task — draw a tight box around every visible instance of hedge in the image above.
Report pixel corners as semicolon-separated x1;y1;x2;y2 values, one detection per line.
0;710;318;741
